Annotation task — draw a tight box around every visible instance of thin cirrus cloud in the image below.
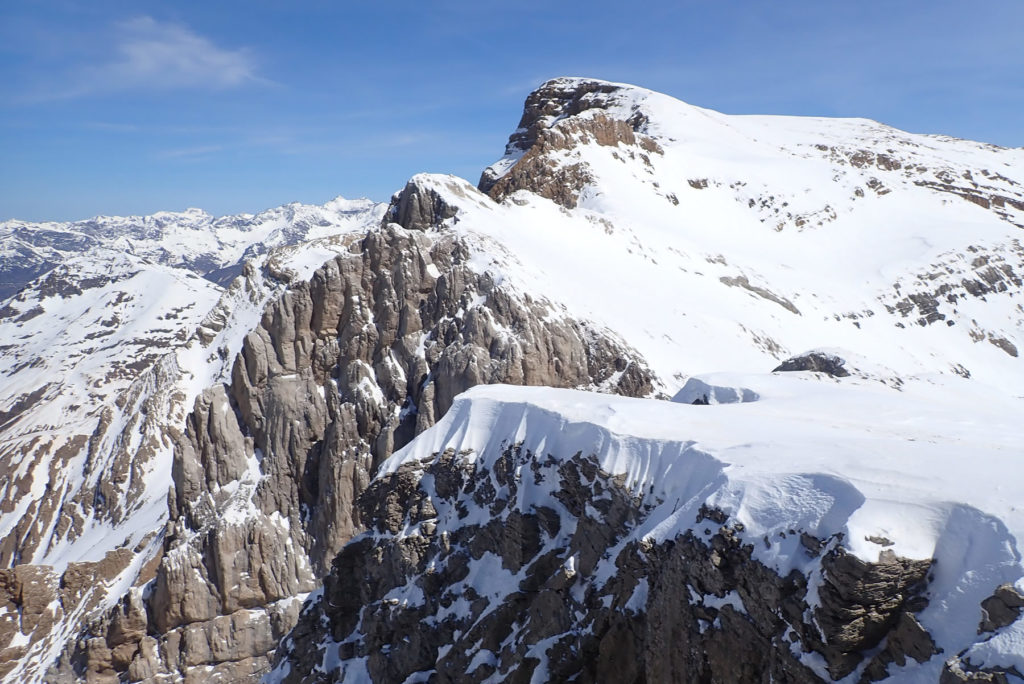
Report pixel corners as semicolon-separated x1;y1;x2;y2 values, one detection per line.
44;16;266;100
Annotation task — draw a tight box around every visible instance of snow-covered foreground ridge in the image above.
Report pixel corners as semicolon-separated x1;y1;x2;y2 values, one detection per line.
393;377;1024;571
275;377;1024;683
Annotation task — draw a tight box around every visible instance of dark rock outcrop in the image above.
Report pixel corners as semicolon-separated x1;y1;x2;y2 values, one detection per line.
979;584;1024;633
813;549;934;679
387;177;460;232
773;351;850;377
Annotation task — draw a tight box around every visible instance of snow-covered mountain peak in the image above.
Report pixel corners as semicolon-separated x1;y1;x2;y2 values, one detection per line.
322;195;382;214
483;76;1023;223
136;206;213;223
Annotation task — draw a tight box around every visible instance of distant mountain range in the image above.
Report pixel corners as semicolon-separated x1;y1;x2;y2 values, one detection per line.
0;197;385;298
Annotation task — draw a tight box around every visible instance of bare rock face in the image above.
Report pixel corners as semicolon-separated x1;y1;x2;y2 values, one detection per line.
979;584;1024;633
479;77;663;208
53;184;655;682
0;566;61;679
1;548;146;683
387;178;460;232
812;549;935;679
270;443;939;683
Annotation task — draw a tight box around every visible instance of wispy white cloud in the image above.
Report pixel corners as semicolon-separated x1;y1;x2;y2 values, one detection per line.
35;16;267;100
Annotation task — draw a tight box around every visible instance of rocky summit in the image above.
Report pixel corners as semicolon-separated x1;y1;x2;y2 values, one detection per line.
1;78;1024;683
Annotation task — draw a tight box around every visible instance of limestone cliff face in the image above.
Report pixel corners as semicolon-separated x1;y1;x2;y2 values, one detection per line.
269;442;941;684
50;180;655;682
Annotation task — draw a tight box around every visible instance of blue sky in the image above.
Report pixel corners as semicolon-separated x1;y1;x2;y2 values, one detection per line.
1;1;1022;222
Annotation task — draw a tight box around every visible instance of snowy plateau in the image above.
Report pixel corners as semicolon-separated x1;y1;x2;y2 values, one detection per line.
1;78;1023;683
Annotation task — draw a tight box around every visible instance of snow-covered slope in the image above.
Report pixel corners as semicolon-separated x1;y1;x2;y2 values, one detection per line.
0;250;221;567
441;78;1024;394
